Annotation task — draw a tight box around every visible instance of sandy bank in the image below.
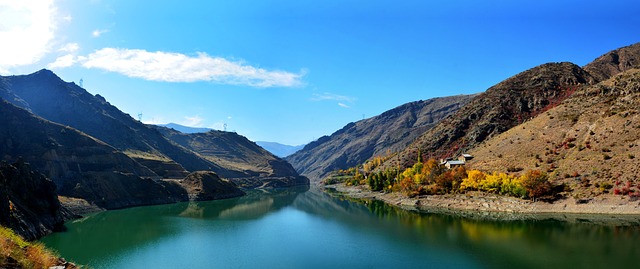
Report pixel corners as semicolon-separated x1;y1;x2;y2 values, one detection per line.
326;183;640;224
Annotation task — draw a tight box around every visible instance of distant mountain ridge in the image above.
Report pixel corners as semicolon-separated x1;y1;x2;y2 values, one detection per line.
158;123;213;134
255;141;304;158
153;126;308;188
157;123;304;157
286;95;476;182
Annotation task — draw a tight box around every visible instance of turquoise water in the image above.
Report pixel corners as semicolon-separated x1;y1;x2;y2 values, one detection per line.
42;187;640;269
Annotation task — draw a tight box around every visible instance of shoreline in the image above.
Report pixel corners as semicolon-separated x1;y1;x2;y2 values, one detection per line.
326;183;640;225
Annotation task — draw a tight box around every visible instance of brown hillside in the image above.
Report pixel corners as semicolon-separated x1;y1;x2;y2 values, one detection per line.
384;62;593;170
584;43;640;82
467;68;640;199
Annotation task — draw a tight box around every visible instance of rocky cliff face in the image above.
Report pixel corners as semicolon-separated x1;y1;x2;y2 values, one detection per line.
286;95;475;182
0;160;65;241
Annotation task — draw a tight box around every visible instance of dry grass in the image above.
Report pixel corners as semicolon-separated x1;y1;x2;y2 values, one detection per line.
0;226;59;268
468;69;640;200
123;150;171;161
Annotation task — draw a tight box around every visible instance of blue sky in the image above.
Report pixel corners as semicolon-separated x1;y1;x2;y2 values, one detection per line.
1;0;639;145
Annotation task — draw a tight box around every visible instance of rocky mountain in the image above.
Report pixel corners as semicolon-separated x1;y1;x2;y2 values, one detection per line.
383;43;640;172
467;68;640;199
255;141;304;158
154;126;308;188
0;99;244;211
0;159;66;240
583;43;640;82
0;70;308;187
0;70;236;179
382;62;594;171
286;95;475;182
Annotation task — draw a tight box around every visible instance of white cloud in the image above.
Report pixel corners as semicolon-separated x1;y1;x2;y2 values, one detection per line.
311;92;356;102
91;29;108;37
0;0;57;73
181;115;204;127
59;42;79;53
75;48;304;88
311;92;355;108
47;54;76;68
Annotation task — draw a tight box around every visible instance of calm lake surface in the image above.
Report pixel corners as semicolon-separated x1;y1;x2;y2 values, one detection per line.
42;187;640;269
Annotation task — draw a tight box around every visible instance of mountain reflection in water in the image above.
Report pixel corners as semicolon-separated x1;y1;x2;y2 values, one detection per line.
42;186;640;269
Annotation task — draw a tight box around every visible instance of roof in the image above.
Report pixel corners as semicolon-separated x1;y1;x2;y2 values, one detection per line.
461;154;473;158
446;160;465;165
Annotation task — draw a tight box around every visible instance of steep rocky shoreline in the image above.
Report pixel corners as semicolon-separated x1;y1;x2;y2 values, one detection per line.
0;160;67;241
327;183;640;224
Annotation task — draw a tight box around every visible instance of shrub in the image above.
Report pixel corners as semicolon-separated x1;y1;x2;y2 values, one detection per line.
599;182;613;192
499;173;527;198
519;170;552;199
398;177;418;197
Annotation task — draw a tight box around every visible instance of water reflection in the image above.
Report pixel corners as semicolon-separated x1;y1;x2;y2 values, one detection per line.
42;186;308;264
42;186;640;269
298;190;640;269
178;186;308;220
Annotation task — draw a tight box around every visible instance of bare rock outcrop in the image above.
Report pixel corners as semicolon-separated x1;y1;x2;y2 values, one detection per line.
178;171;245;201
0;159;65;240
